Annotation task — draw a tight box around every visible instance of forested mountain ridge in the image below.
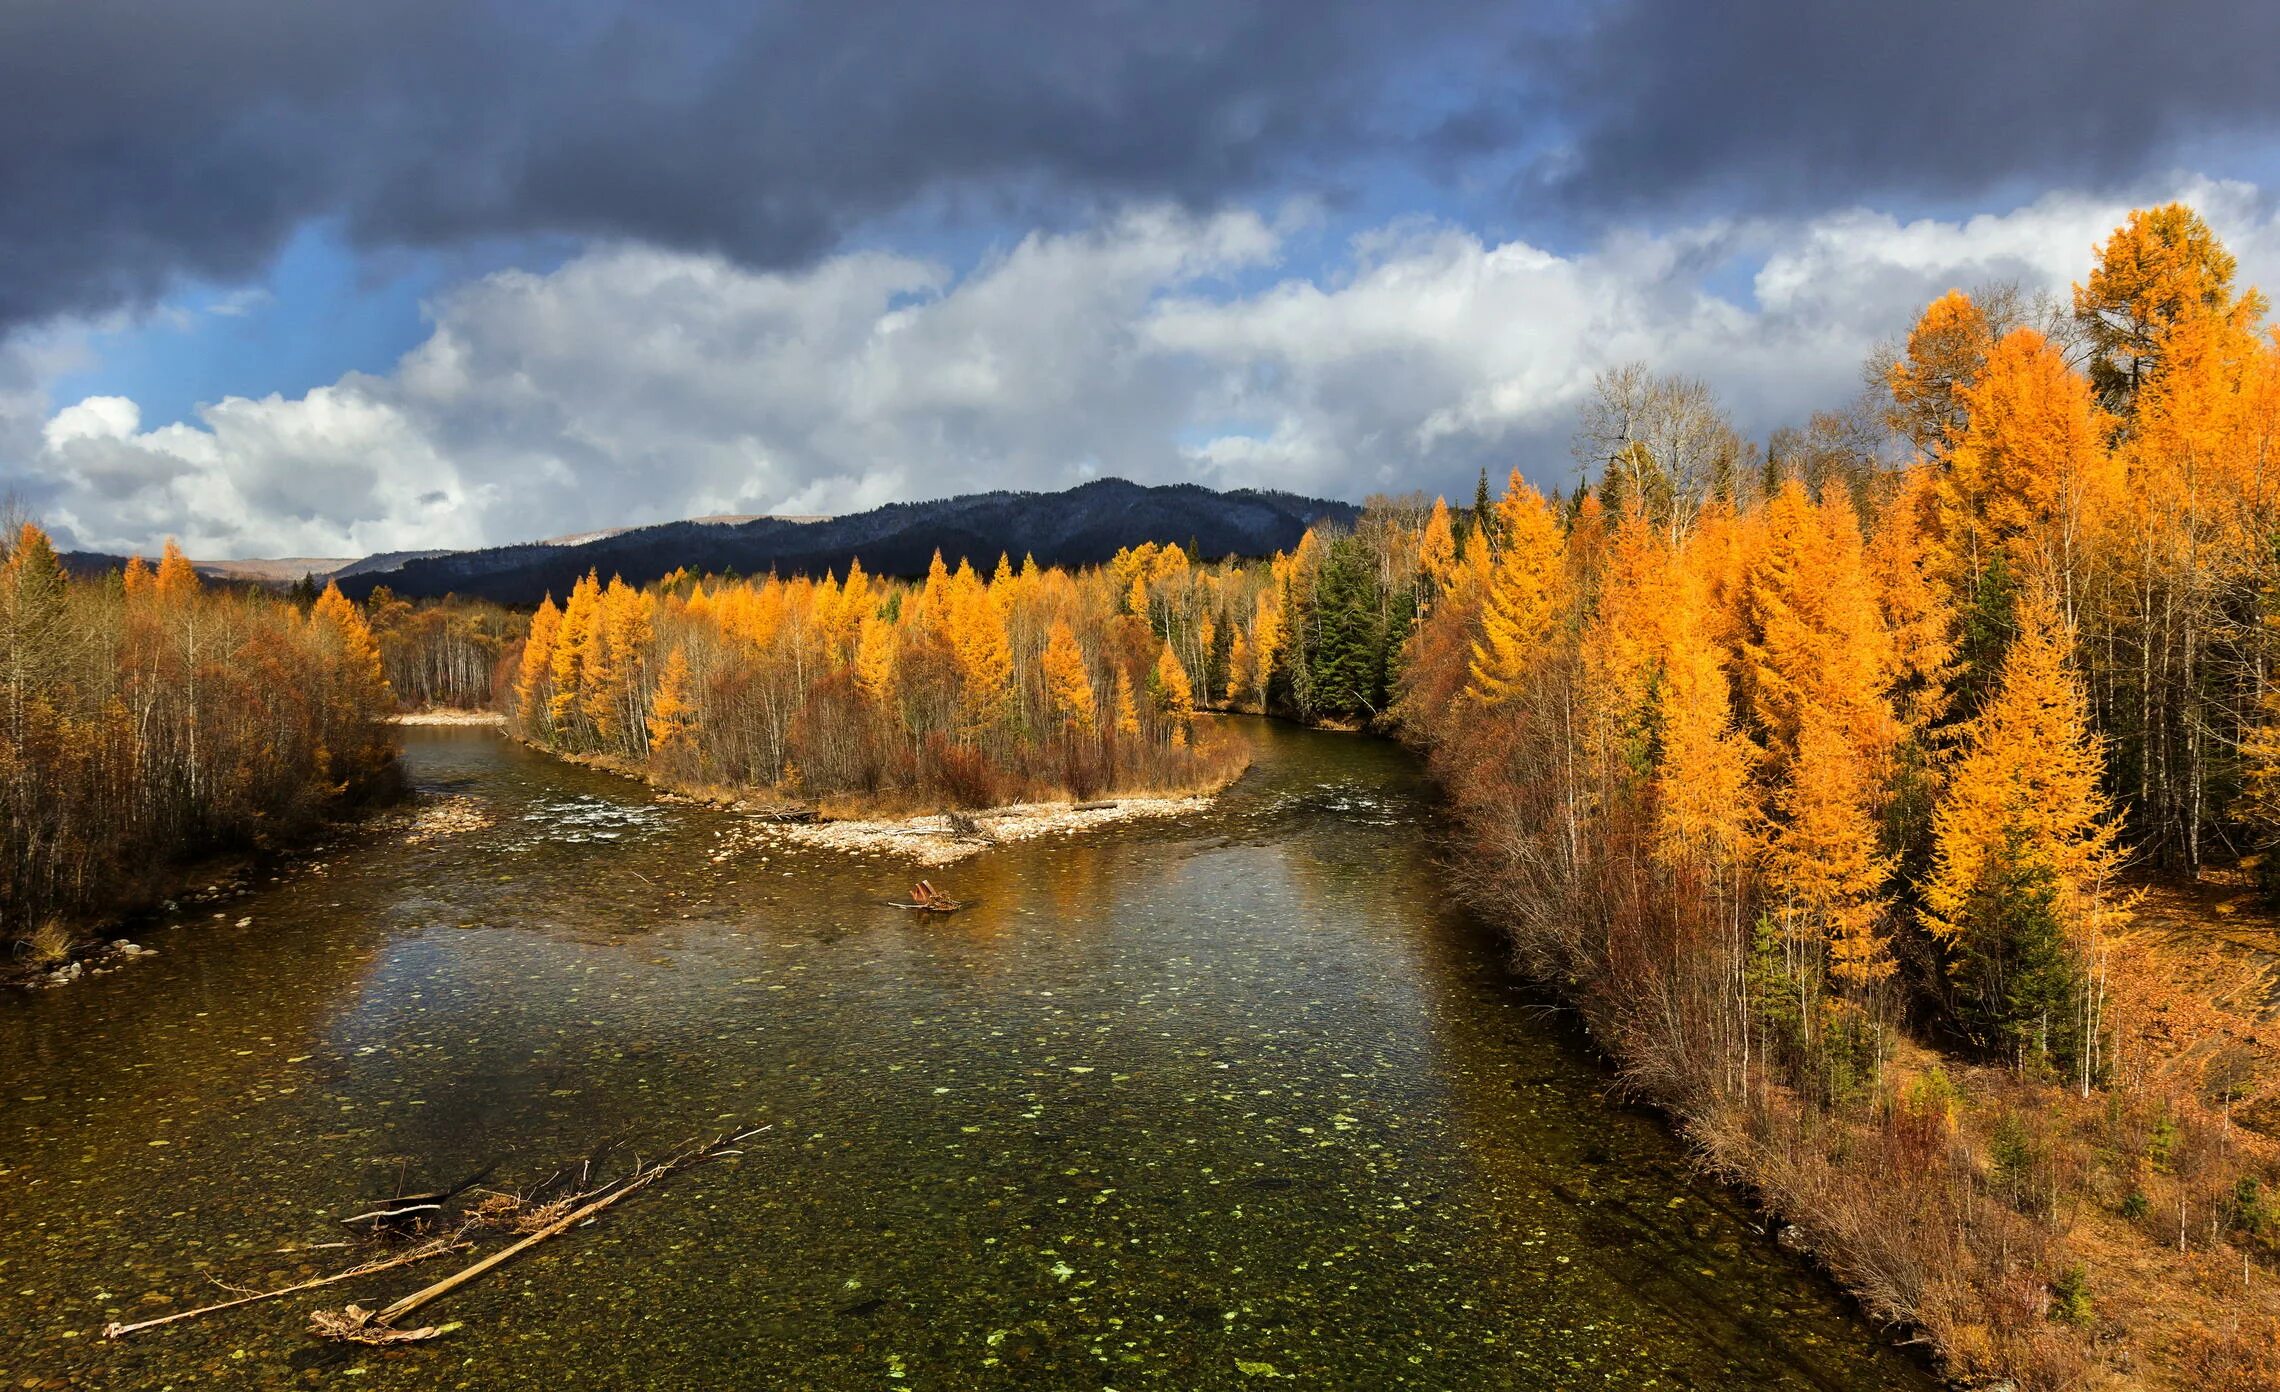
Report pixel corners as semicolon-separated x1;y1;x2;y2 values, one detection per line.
334;479;1354;605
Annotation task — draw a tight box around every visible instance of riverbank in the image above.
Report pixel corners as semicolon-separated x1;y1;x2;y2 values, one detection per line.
1427;753;2280;1389
1;787;408;990
720;791;1221;867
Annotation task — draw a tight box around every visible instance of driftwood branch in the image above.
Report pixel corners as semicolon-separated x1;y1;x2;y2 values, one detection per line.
340;1202;442;1226
309;1125;769;1343
342;1160;498;1229
103;1231;469;1340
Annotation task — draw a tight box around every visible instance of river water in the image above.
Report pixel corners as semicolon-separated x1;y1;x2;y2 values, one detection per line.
1;722;1932;1390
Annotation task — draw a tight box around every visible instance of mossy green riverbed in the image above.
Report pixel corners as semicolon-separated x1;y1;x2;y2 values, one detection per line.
1;722;1934;1389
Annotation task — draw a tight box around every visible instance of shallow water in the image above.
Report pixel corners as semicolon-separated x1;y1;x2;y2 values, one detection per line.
0;722;1934;1389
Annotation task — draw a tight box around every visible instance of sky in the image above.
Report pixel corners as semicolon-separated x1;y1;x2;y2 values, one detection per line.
9;1;2280;559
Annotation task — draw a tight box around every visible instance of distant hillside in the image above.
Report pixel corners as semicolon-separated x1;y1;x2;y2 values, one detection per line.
56;551;364;586
336;480;1357;605
331;549;455;580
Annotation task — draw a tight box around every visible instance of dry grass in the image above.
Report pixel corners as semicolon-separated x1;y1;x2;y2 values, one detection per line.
1430;719;2280;1389
1679;881;2280;1392
21;917;74;967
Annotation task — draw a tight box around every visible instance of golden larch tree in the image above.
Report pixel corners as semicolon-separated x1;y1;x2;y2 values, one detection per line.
1580;507;1677;759
1863;465;1958;737
1416;496;1458;595
1922;589;2125;951
947;560;1013;731
311;582;390;706
1768;700;1895;989
1041;618;1096;732
854;614;897;706
1467;481;1565;703
2075;202;2260;415
1886;288;1994;458
548;571;602;740
154;539;200;599
1113;671;1141;738
646;644;699;757
516;595;562;730
1652;573;1757;875
1151;640;1194;745
1225;627;1251;707
1937;328;2120;622
1741;480;1896;777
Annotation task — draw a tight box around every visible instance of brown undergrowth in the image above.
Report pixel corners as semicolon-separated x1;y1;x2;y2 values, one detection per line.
1444;779;2280;1390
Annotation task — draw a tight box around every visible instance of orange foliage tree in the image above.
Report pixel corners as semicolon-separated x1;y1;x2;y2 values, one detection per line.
0;526;396;958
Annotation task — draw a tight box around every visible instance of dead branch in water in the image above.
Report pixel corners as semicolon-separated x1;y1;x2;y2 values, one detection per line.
308;1125;769;1344
103;1231;470;1340
338;1201;442;1226
341;1159;497;1231
890;879;966;912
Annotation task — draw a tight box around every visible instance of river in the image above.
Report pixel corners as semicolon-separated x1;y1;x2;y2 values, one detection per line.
1;721;1934;1389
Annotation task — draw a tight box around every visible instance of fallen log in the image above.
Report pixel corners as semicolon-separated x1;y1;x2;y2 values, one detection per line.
103;1231;469;1340
308;1125;769;1344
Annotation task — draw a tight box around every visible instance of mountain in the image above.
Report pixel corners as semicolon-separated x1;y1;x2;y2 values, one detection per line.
333;479;1356;605
56;551;366;586
330;549;456;580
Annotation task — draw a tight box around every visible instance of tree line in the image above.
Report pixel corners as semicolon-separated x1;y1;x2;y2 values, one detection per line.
362;587;525;711
1;533;395;966
501;547;1254;809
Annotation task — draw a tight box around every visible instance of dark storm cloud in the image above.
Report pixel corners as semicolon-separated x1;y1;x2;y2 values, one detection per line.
12;0;2280;338
1541;0;2280;213
0;0;1512;329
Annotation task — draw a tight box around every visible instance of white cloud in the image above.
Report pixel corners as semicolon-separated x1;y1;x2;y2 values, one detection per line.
7;181;2280;558
42;395;139;450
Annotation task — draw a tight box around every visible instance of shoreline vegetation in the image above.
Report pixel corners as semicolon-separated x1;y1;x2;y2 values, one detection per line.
1381;203;2280;1389
0;533;396;982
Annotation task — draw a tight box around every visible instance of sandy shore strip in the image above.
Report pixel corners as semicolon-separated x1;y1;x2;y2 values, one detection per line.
389;709;508;726
716;795;1213;867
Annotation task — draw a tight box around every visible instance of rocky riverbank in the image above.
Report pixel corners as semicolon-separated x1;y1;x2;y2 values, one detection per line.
389;709;508;726
727;794;1217;866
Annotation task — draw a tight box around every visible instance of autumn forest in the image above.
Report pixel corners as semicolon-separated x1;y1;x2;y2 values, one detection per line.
12;201;2280;1387
0;539;395;965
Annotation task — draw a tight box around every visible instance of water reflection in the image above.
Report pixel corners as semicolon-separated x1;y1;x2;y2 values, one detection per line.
0;723;1931;1389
